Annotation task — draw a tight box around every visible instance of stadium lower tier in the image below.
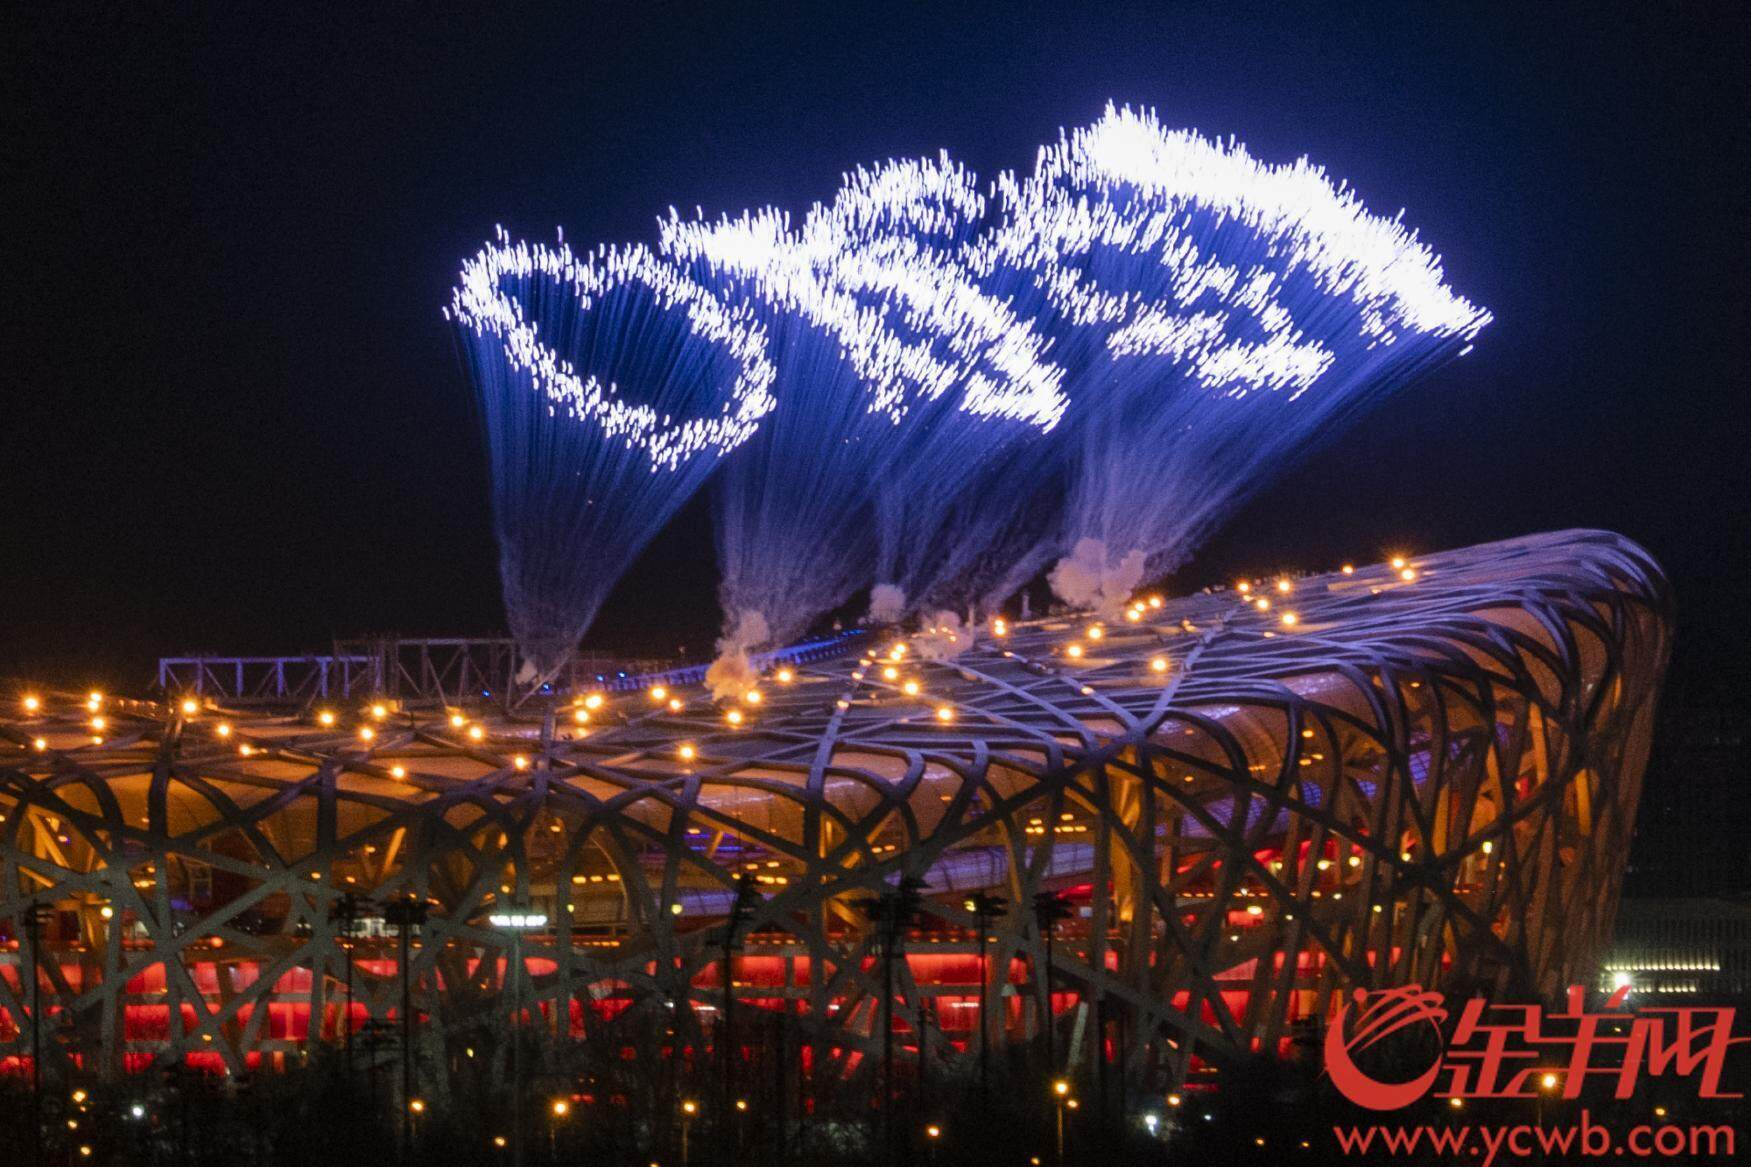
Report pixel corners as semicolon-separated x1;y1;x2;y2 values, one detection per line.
0;529;1670;1092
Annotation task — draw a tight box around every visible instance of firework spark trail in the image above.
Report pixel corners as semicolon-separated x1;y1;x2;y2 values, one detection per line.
661;156;1065;693
446;230;775;674
958;104;1491;614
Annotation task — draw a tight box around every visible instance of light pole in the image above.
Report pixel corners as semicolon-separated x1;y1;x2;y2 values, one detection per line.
1051;1079;1071;1167
681;1098;699;1167
963;893;1007;1107
855;877;927;1167
548;1098;569;1163
721;873;760;1155
328;891;371;1076
491;908;549;1167
21;901;52;1167
384;895;430;1161
1031;893;1072;1078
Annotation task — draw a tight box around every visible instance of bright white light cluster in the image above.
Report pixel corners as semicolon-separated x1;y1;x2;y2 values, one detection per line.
447;228;777;471
977;104;1492;397
661;155;1066;429
450;110;1492;655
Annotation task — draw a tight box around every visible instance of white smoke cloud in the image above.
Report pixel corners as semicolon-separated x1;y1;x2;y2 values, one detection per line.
868;583;907;624
706;609;771;701
913;610;974;660
1048;538;1147;618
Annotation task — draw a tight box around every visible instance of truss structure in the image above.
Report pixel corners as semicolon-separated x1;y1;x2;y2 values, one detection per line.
155;634;856;709
2;529;1670;1094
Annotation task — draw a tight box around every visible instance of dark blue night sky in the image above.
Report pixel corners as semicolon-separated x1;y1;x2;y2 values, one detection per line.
7;2;1747;695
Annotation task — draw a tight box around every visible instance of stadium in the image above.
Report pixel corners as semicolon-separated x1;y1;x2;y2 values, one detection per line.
1;528;1670;1096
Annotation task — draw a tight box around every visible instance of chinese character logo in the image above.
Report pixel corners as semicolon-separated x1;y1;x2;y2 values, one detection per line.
1326;983;1746;1109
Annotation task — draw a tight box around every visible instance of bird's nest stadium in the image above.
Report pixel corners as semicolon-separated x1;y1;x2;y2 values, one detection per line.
0;529;1670;1098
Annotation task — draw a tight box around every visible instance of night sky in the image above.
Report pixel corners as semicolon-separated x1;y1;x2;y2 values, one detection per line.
7;3;1748;696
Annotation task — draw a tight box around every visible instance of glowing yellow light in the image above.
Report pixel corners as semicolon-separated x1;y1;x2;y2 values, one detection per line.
450;713;466;728
1052;1079;1070;1097
725;709;744;726
776;668;795;684
901;680;920;696
513;755;529;770
1347;854;1362;868
216;722;232;737
1276;579;1292;594
468;725;485;741
90;716;106;731
668;697;683;712
583;693;605;711
1245;904;1263;917
679;744;696;761
883;666;899;681
1341;564;1355;575
1480;840;1494;855
1148;595;1163;609
935;706;954;723
1166;1094;1182;1107
32;737;47;751
180;698;199;716
1150;656;1169;674
1125;608;1142;622
681;1100;698;1116
1254;597;1270;611
1540;1072;1558;1091
99;905;114;920
926;1124;942;1139
573;708;590;724
1086;624;1104;640
649;685;668;702
23;695;41;713
1065;643;1084;659
391;765;407;779
239;745;254;757
551;1099;570;1118
88;690;103;705
1280;612;1299;627
745;689;763;705
371;703;388;719
1237;581;1251;593
1390;556;1407;570
992;618;1009;637
494;1136;508;1148
317;710;335;727
409;1098;426;1114
357;726;375;742
1399;567;1417;582
1448;1096;1463;1110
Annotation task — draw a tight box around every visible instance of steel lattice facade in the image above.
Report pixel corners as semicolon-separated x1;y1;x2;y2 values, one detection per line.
1;529;1670;1094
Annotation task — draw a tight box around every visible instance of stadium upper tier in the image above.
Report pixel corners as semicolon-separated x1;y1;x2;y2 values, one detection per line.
1;529;1669;1089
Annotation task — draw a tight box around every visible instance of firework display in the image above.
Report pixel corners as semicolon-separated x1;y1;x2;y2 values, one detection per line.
446;233;776;676
448;107;1489;678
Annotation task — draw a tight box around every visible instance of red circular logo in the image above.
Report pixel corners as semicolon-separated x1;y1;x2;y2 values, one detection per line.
1325;985;1449;1110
